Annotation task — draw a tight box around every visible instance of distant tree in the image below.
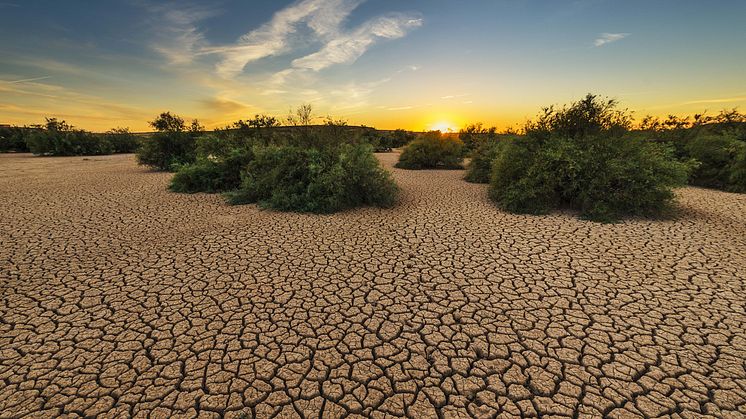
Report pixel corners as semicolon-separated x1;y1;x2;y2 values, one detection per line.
189;119;204;132
287;104;314;126
150;112;186;132
233;114;280;130
45;117;72;132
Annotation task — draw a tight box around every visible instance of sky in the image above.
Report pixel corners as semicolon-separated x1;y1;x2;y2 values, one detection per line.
1;0;745;132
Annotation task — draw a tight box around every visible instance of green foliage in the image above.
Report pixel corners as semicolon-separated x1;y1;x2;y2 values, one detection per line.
228;143;398;213
364;129;416;152
104;128;140;153
2;118;138;156
170;148;254;193
459;123;497;153
464;138;507;183
635;108;746;193
395;131;464;170
0;126;32;152
526;94;632;141
137;131;198;170
490;136;689;222
684;135;742;190
136;112;203;170
488;95;690;222
729;145;746;193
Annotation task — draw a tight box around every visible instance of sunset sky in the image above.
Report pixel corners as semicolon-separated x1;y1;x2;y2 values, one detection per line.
1;0;745;132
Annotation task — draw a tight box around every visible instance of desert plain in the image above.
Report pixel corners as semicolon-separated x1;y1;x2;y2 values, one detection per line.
1;152;745;418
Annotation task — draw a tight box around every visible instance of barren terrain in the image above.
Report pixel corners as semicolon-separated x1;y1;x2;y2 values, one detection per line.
1;152;745;418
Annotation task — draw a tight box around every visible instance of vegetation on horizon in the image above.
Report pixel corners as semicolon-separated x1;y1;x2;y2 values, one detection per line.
395;131;464;169
0;118;139;156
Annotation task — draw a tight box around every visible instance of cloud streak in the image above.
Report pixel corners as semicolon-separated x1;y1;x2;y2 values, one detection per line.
2;76;52;84
594;32;629;47
149;5;219;65
211;0;421;78
291;13;422;71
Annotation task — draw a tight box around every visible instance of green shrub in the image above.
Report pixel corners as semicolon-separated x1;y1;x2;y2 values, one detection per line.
170;148;254;193
465;138;507;183
459;123;497;153
228;143;397;213
490;136;689;222
395;131;464;169
685;134;743;190
0;126;31;152
26;129;114;156
488;95;690;222
136;112;203;171
137;131;198;170
104;128;140;154
729;145;746;193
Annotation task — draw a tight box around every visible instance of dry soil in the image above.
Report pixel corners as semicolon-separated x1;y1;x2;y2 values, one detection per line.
1;153;745;418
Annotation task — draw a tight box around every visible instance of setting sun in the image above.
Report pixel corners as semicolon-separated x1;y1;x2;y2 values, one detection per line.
429;121;458;133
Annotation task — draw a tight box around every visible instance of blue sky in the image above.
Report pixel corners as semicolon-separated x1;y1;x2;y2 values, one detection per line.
1;0;745;131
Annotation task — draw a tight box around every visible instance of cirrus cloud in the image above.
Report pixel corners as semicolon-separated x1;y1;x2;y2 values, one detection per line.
594;32;629;47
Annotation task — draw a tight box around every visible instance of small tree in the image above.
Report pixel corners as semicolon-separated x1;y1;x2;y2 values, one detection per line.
150;112;186;132
287;104;314;126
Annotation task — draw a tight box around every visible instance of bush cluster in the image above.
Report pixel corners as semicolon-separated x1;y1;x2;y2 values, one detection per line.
487;94;691;222
167;107;399;213
136;112;203;171
489;135;689;221
363;129;416;152
464;139;506;183
1;119;139;156
637;110;746;193
0;126;32;152
170;148;254;193
395;131;464;170
228;143;398;213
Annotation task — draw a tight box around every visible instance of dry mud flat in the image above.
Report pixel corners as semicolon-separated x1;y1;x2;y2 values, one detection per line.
1;152;745;418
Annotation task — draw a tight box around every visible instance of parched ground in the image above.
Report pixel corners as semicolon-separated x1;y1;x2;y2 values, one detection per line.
1;152;745;418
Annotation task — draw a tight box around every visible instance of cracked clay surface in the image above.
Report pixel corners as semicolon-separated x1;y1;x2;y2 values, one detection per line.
1;152;745;418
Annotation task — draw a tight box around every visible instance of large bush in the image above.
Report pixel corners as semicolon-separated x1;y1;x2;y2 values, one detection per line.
489;94;690;222
0;126;31;152
136;112;202;171
464;137;509;183
104;128;140;154
170;148;254;193
395;131;464;170
636;109;746;193
228;143;398;213
684;134;745;191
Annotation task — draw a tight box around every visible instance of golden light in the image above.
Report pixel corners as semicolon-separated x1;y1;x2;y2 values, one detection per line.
429;121;457;132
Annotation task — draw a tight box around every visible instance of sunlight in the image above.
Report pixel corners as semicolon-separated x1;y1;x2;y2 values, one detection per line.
429;121;457;132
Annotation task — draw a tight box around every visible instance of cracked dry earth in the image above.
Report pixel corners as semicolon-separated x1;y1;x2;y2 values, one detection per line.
1;153;746;419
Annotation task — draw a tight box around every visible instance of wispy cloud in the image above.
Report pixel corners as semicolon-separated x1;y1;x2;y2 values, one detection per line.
594;32;629;47
2;76;52;84
681;96;746;105
149;5;218;65
210;0;421;78
440;94;468;100
291;13;422;71
386;105;413;111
